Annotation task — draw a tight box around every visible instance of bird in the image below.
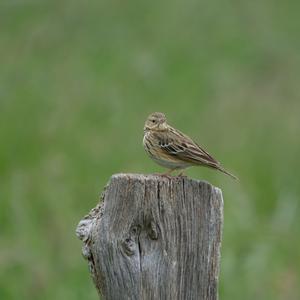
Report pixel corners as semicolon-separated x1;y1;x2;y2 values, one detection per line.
143;112;238;180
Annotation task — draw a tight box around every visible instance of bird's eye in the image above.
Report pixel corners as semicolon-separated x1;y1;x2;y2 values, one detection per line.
151;119;155;123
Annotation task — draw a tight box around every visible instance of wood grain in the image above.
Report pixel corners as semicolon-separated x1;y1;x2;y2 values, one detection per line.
76;173;223;300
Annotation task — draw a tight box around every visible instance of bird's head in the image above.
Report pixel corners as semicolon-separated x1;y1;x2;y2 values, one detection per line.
144;112;167;131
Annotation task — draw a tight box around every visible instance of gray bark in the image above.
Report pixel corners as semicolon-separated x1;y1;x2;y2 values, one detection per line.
76;173;223;300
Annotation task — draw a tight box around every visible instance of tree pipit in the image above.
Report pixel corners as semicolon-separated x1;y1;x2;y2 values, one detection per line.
143;112;238;179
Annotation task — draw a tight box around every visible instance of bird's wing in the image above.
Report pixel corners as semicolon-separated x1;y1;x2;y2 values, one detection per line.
155;128;219;167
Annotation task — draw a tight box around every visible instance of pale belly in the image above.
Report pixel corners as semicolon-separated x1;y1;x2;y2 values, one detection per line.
151;156;192;170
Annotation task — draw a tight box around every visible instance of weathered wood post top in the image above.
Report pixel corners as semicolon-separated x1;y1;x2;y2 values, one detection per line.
76;173;224;300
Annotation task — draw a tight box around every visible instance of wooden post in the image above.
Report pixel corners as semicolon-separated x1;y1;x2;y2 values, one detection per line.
76;174;223;300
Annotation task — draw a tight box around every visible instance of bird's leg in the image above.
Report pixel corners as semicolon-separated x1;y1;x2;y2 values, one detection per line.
177;170;187;177
161;169;175;178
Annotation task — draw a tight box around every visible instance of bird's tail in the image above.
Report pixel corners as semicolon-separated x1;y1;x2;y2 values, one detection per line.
218;166;239;180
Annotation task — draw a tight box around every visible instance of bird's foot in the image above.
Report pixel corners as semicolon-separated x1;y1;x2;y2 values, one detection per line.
160;174;173;179
152;172;172;178
158;169;176;178
177;171;187;178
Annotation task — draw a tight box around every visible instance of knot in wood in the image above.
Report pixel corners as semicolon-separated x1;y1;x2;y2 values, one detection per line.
122;225;141;256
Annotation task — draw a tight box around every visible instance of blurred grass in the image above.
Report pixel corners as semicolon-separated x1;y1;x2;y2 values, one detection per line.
1;1;300;299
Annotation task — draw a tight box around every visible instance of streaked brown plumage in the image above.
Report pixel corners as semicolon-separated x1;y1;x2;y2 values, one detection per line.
143;112;238;179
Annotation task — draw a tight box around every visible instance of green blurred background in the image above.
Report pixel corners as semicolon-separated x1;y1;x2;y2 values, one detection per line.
1;1;300;299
